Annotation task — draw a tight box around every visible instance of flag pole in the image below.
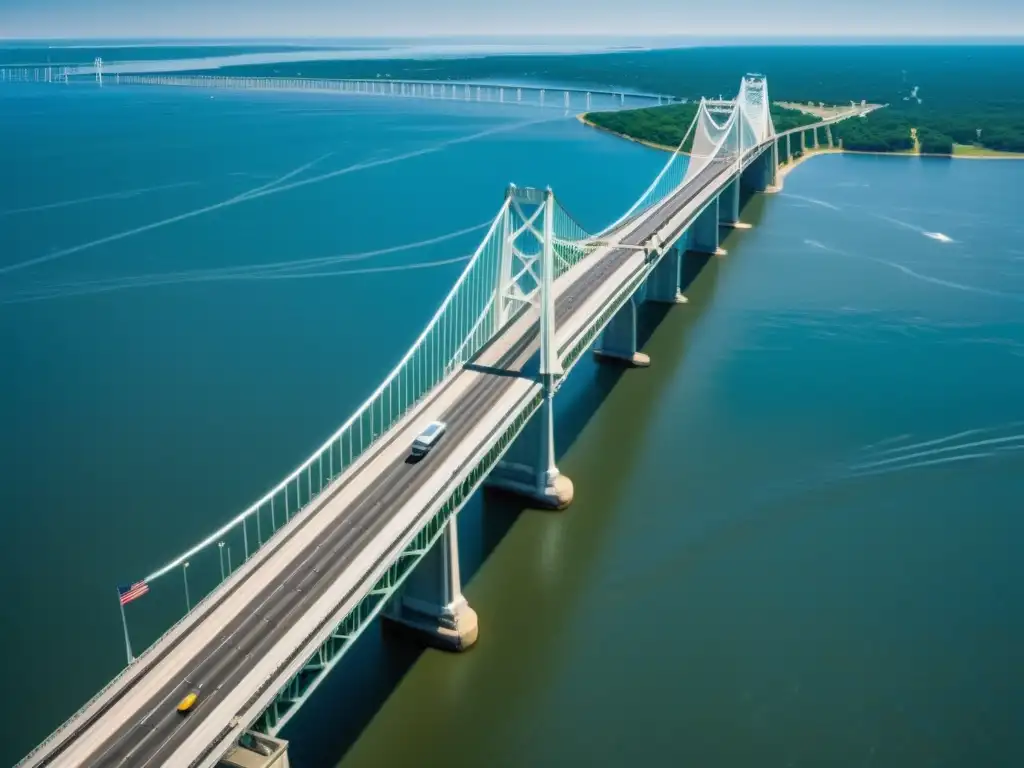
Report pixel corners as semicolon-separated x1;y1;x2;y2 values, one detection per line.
118;590;134;665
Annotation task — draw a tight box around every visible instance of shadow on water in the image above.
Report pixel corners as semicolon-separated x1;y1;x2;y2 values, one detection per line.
280;202;735;768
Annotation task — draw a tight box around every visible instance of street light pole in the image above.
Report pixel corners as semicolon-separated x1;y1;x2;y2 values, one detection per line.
183;561;191;612
218;541;225;582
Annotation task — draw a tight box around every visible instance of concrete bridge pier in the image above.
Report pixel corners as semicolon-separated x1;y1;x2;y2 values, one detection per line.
594;293;649;367
384;518;478;651
222;732;291;768
768;139;781;189
813;127;820;149
646;243;688;304
717;177;749;230
800;130;807;153
825;124;834;148
785;133;792;163
486;389;574;510
688;198;726;257
742;149;774;194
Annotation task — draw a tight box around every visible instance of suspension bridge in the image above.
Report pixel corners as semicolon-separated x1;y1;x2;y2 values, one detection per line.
16;73;863;768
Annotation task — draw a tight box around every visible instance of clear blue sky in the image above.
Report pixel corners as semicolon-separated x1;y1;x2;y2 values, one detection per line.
3;0;1023;39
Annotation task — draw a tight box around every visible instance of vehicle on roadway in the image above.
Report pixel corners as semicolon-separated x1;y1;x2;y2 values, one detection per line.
176;688;200;714
411;420;447;458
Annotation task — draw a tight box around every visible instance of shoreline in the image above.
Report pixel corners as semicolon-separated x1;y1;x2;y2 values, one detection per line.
576;114;1024;163
777;146;1024;179
576;114;685;155
777;148;841;179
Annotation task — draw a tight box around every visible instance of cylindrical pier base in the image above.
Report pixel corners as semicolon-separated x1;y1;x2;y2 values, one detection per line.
384;600;479;652
593;350;651;368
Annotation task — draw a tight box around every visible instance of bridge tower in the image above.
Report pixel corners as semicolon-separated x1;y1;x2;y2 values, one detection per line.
741;73;778;194
486;186;574;511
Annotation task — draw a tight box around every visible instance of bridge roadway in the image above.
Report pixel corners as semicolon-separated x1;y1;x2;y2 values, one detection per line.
40;151;744;768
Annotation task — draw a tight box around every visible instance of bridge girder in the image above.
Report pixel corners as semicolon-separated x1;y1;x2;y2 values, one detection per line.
16;71;875;768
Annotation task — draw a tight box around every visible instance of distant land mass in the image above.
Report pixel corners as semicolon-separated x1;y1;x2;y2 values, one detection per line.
159;44;1024;156
3;42;1022;155
579;101;822;155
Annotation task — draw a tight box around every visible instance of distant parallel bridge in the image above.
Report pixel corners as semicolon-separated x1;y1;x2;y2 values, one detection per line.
0;63;682;112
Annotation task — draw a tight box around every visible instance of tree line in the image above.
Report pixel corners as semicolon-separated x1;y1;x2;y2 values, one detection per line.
190;44;1024;155
585;103;819;153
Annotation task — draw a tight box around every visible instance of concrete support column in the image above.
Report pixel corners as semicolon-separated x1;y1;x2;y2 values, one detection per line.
742;150;772;194
785;133;792;163
718;177;741;227
384;518;478;651
646;244;688;304
594;294;649;367
770;139;780;186
688;198;726;257
800;130;807;153
486;392;574;510
813;127;820;149
826;124;834;148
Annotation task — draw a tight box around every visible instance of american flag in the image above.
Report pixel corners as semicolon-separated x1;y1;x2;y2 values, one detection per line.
118;581;149;606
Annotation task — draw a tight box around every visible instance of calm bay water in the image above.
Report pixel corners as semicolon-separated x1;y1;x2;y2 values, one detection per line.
1;83;1022;767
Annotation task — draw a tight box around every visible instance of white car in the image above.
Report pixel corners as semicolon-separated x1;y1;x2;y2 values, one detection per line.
411;420;447;458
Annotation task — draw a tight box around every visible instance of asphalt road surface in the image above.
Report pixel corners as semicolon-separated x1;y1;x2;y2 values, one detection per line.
51;156;737;768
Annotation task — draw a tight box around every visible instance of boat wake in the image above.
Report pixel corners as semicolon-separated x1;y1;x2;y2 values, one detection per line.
802;239;1021;301
839;422;1024;481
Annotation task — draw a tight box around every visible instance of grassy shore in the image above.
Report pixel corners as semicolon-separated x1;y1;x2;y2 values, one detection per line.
952;143;1024;158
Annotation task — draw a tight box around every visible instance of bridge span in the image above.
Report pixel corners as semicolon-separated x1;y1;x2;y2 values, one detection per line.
17;74;862;768
1;62;676;112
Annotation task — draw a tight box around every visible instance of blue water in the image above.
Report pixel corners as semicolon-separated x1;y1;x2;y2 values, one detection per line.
338;153;1024;768
2;81;1023;767
0;81;663;763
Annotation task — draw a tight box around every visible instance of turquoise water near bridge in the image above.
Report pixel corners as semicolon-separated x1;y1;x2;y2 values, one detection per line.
1;83;1023;767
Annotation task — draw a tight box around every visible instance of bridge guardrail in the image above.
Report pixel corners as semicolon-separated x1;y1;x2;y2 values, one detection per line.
16;72;861;767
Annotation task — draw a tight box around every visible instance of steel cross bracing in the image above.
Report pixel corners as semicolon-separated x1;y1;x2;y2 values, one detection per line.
18;75;863;768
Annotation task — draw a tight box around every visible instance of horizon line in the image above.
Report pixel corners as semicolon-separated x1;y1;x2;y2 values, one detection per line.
3;33;1024;42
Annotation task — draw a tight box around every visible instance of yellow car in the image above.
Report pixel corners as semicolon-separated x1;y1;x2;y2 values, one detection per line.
176;690;199;714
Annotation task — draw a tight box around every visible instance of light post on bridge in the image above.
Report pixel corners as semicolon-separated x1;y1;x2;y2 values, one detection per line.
183;561;191;612
218;541;225;582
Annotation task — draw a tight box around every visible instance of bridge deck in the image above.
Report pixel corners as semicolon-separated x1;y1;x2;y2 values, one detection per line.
34;144;763;768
